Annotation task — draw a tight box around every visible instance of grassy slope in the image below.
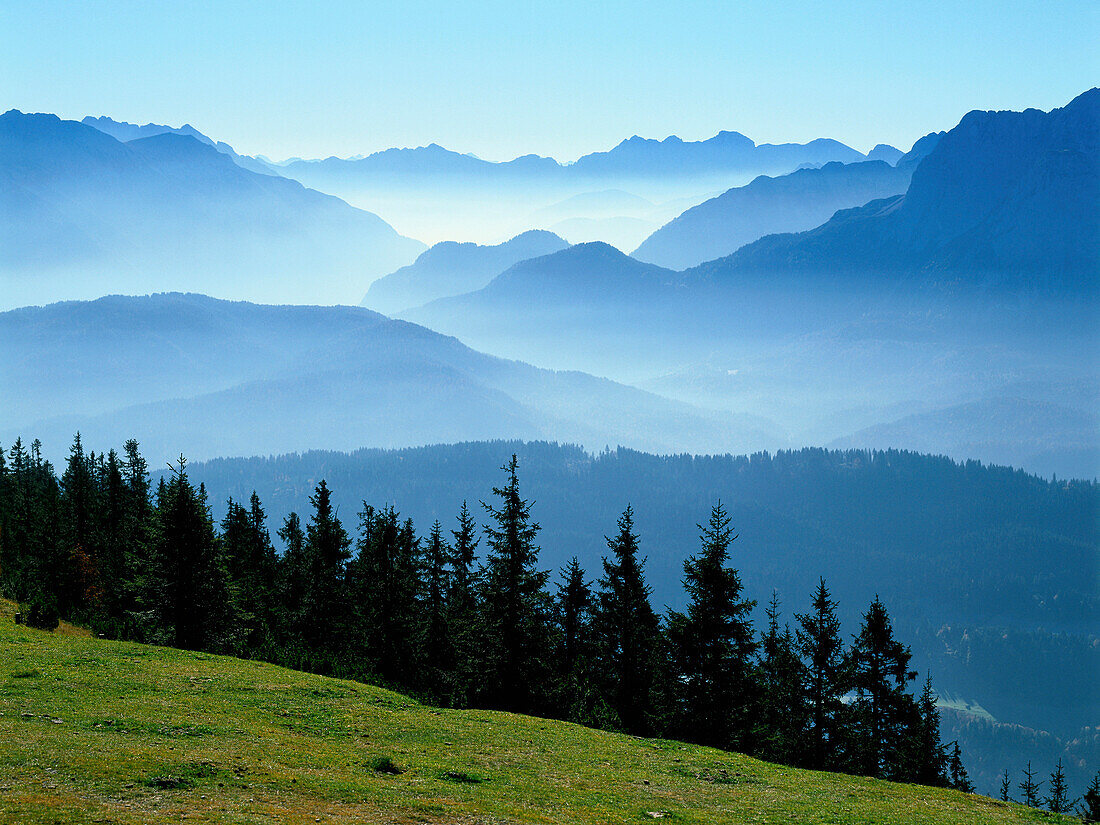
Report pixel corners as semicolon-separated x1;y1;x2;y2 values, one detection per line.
0;600;1072;825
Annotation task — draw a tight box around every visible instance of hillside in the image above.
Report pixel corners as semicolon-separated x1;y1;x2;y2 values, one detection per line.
0;111;425;307
0;600;1067;825
0;293;779;465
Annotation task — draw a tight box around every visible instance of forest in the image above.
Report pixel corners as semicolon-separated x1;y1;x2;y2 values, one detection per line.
3;434;1097;818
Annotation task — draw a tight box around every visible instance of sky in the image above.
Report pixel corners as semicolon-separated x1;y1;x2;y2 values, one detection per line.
1;0;1096;162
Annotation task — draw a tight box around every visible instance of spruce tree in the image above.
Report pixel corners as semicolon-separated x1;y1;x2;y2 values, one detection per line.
848;595;917;778
59;433;102;617
754;592;808;764
421;520;451;699
1079;771;1100;823
348;505;421;685
1000;768;1012;802
910;674;948;786
275;512;307;646
666;502;758;751
795;578;847;770
557;557;606;724
1043;759;1074;813
300;480;351;655
477;455;554;712
946;741;973;792
446;500;481;706
1018;760;1043;807
220;492;277;652
149;457;237;651
593;505;660;735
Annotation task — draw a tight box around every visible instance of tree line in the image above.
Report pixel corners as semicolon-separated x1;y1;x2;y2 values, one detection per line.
4;433;1088;803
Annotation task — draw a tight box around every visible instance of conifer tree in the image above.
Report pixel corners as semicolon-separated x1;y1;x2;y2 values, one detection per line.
348;505;420;684
666;502;758;750
1018;760;1043;807
1079;771;1100;823
95;449;128;627
477;455;554;712
149;457;236;651
558;557;593;678
300;480;351;654
556;557;607;724
946;741;973;792
795;578;847;770
910;674;948;787
1043;759;1074;813
593;505;660;735
221;492;277;651
275;512;307;644
754;591;808;764
421;520;451;699
446;500;482;706
59;433;102;617
1000;768;1012;802
848;595;917;778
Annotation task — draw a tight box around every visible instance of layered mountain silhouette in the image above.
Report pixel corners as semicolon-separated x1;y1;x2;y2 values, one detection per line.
0;293;780;464
687;89;1100;296
81;115;279;176
363;230;569;314
633;160;913;269
273;131;880;243
0;111;425;307
279;130;870;190
633;134;943;269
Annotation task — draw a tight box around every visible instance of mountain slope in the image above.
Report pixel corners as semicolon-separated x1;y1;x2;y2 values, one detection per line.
0;602;1062;825
0;111;425;307
362;230;569;314
633;160;913;269
81;114;279;175
0;293;779;463
687;89;1100;295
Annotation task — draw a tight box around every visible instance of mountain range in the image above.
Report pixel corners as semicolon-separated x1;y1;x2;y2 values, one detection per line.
632;131;940;269
689;89;1100;295
0;111;424;307
81;115;280;176
0;293;780;465
272;131;892;244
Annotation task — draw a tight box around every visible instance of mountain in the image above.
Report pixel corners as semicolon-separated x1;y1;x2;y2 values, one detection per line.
568;131;867;180
402;242;688;374
633;133;944;269
273;131;876;244
0;111;425;307
633;160;913;269
866;143;904;164
687;89;1100;296
362;229;569;314
81;115;279;176
0;293;780;464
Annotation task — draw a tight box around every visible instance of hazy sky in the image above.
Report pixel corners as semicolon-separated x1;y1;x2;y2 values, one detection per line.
2;0;1096;162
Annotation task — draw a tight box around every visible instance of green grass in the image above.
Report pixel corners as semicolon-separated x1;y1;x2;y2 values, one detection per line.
0;599;1074;825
